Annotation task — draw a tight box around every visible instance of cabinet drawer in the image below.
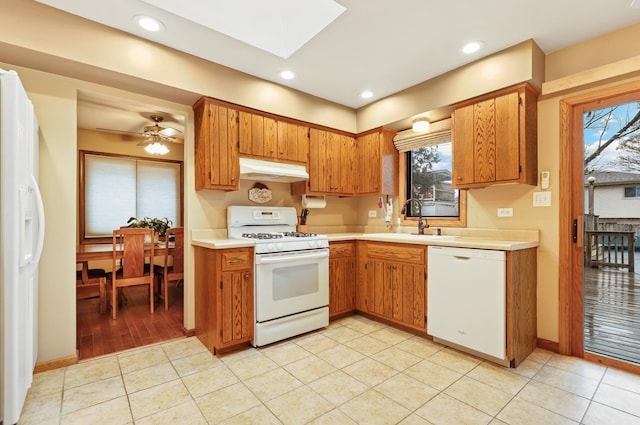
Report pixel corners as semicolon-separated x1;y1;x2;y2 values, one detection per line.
330;242;354;257
366;243;425;265
221;250;252;271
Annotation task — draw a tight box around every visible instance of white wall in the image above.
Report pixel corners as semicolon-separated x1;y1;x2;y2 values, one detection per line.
588;185;640;218
0;61;195;362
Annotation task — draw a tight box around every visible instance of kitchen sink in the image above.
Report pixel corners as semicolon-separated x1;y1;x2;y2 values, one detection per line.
363;233;458;241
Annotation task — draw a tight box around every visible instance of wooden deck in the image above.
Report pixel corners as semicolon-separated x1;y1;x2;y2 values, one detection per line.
584;265;640;364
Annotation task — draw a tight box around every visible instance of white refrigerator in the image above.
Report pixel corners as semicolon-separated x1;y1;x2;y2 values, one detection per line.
0;69;45;425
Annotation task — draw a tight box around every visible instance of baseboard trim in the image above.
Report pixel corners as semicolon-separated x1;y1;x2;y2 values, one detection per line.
537;338;559;353
34;354;78;373
184;327;196;337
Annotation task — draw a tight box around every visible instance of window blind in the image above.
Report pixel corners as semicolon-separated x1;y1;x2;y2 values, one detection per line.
393;118;452;152
84;154;181;238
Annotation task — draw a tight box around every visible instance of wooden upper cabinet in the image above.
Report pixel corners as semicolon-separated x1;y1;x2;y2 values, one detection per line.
297;125;310;164
308;128;329;193
239;111;307;164
452;83;538;189
263;117;278;159
293;127;398;197
193;98;239;191
239;112;275;159
277;121;308;164
355;128;398;196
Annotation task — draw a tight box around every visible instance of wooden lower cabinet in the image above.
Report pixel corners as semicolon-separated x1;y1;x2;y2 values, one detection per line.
194;246;254;354
356;241;427;332
505;248;538;366
329;241;356;319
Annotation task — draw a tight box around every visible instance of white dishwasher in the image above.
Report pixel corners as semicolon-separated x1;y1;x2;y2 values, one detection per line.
427;246;507;363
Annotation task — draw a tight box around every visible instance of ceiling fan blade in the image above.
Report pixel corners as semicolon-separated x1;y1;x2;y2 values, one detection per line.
96;127;143;137
158;127;182;138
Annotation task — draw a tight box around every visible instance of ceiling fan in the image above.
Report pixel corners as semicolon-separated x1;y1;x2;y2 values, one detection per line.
97;114;184;145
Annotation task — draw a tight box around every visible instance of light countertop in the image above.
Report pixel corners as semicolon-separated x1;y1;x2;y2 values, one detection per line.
192;230;538;251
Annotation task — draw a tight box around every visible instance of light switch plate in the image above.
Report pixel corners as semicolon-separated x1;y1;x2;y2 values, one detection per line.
368;210;377;218
533;191;551;207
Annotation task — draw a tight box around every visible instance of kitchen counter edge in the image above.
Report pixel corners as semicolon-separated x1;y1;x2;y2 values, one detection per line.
192;233;538;251
191;239;255;250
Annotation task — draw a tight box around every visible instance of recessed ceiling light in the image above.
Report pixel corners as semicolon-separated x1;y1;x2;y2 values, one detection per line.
280;70;296;80
360;90;374;99
134;15;164;32
461;41;485;54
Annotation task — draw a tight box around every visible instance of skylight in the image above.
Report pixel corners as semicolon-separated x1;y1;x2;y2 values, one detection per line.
139;0;346;58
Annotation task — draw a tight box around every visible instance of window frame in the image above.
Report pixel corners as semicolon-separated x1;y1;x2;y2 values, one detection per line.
399;145;467;228
78;150;184;245
623;186;640;198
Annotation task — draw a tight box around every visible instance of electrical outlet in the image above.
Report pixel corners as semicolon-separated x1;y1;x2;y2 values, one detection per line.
497;207;513;217
368;210;377;218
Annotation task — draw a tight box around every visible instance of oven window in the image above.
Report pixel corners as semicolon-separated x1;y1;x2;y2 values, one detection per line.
272;263;319;300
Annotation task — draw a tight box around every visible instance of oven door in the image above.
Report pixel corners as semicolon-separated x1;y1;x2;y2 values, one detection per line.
254;248;329;322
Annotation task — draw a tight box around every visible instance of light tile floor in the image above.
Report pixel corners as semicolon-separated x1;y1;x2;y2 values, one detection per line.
19;315;640;425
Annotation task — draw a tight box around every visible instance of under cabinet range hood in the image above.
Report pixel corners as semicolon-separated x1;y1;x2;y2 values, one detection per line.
239;157;309;182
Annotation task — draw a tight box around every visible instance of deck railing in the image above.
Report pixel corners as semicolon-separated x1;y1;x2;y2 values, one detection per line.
585;231;635;272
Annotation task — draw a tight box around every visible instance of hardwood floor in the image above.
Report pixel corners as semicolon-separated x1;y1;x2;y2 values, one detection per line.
584;264;640;364
76;283;185;360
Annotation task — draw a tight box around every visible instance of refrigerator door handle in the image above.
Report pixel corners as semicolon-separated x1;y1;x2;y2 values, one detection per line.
31;174;45;268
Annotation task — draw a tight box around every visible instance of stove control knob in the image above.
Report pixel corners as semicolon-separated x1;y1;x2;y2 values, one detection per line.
267;243;276;251
276;243;283;251
309;240;318;249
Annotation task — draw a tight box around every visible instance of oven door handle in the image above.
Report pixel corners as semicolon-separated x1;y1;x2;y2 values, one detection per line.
256;250;329;265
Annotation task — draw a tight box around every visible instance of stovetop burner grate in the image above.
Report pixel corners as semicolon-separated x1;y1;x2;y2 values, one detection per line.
282;231;318;238
241;232;283;239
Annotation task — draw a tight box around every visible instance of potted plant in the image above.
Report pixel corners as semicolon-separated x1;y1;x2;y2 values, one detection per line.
126;216;172;241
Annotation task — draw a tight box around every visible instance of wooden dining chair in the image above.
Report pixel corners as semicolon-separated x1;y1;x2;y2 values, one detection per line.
156;227;184;310
109;227;155;319
76;261;107;314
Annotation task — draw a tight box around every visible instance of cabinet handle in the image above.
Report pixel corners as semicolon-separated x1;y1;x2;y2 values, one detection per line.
456;176;462;180
244;273;250;279
228;259;244;264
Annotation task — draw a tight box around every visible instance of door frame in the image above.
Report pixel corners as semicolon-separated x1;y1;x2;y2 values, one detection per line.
559;79;640;373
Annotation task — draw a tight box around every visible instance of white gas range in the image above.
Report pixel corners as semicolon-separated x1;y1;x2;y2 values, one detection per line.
227;206;330;347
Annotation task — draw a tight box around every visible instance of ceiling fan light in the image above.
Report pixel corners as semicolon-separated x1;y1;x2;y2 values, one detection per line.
412;118;430;132
144;141;169;155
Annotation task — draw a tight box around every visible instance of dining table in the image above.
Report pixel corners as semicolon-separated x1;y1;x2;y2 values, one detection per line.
76;241;174;262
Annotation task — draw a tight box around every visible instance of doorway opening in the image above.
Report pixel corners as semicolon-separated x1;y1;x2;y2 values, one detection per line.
559;80;640;374
582;99;640;364
75;91;187;360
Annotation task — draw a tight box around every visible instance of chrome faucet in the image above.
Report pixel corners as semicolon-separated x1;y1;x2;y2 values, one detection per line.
402;198;429;235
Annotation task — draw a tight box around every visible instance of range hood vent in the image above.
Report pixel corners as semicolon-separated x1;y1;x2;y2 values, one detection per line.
239;157;309;183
